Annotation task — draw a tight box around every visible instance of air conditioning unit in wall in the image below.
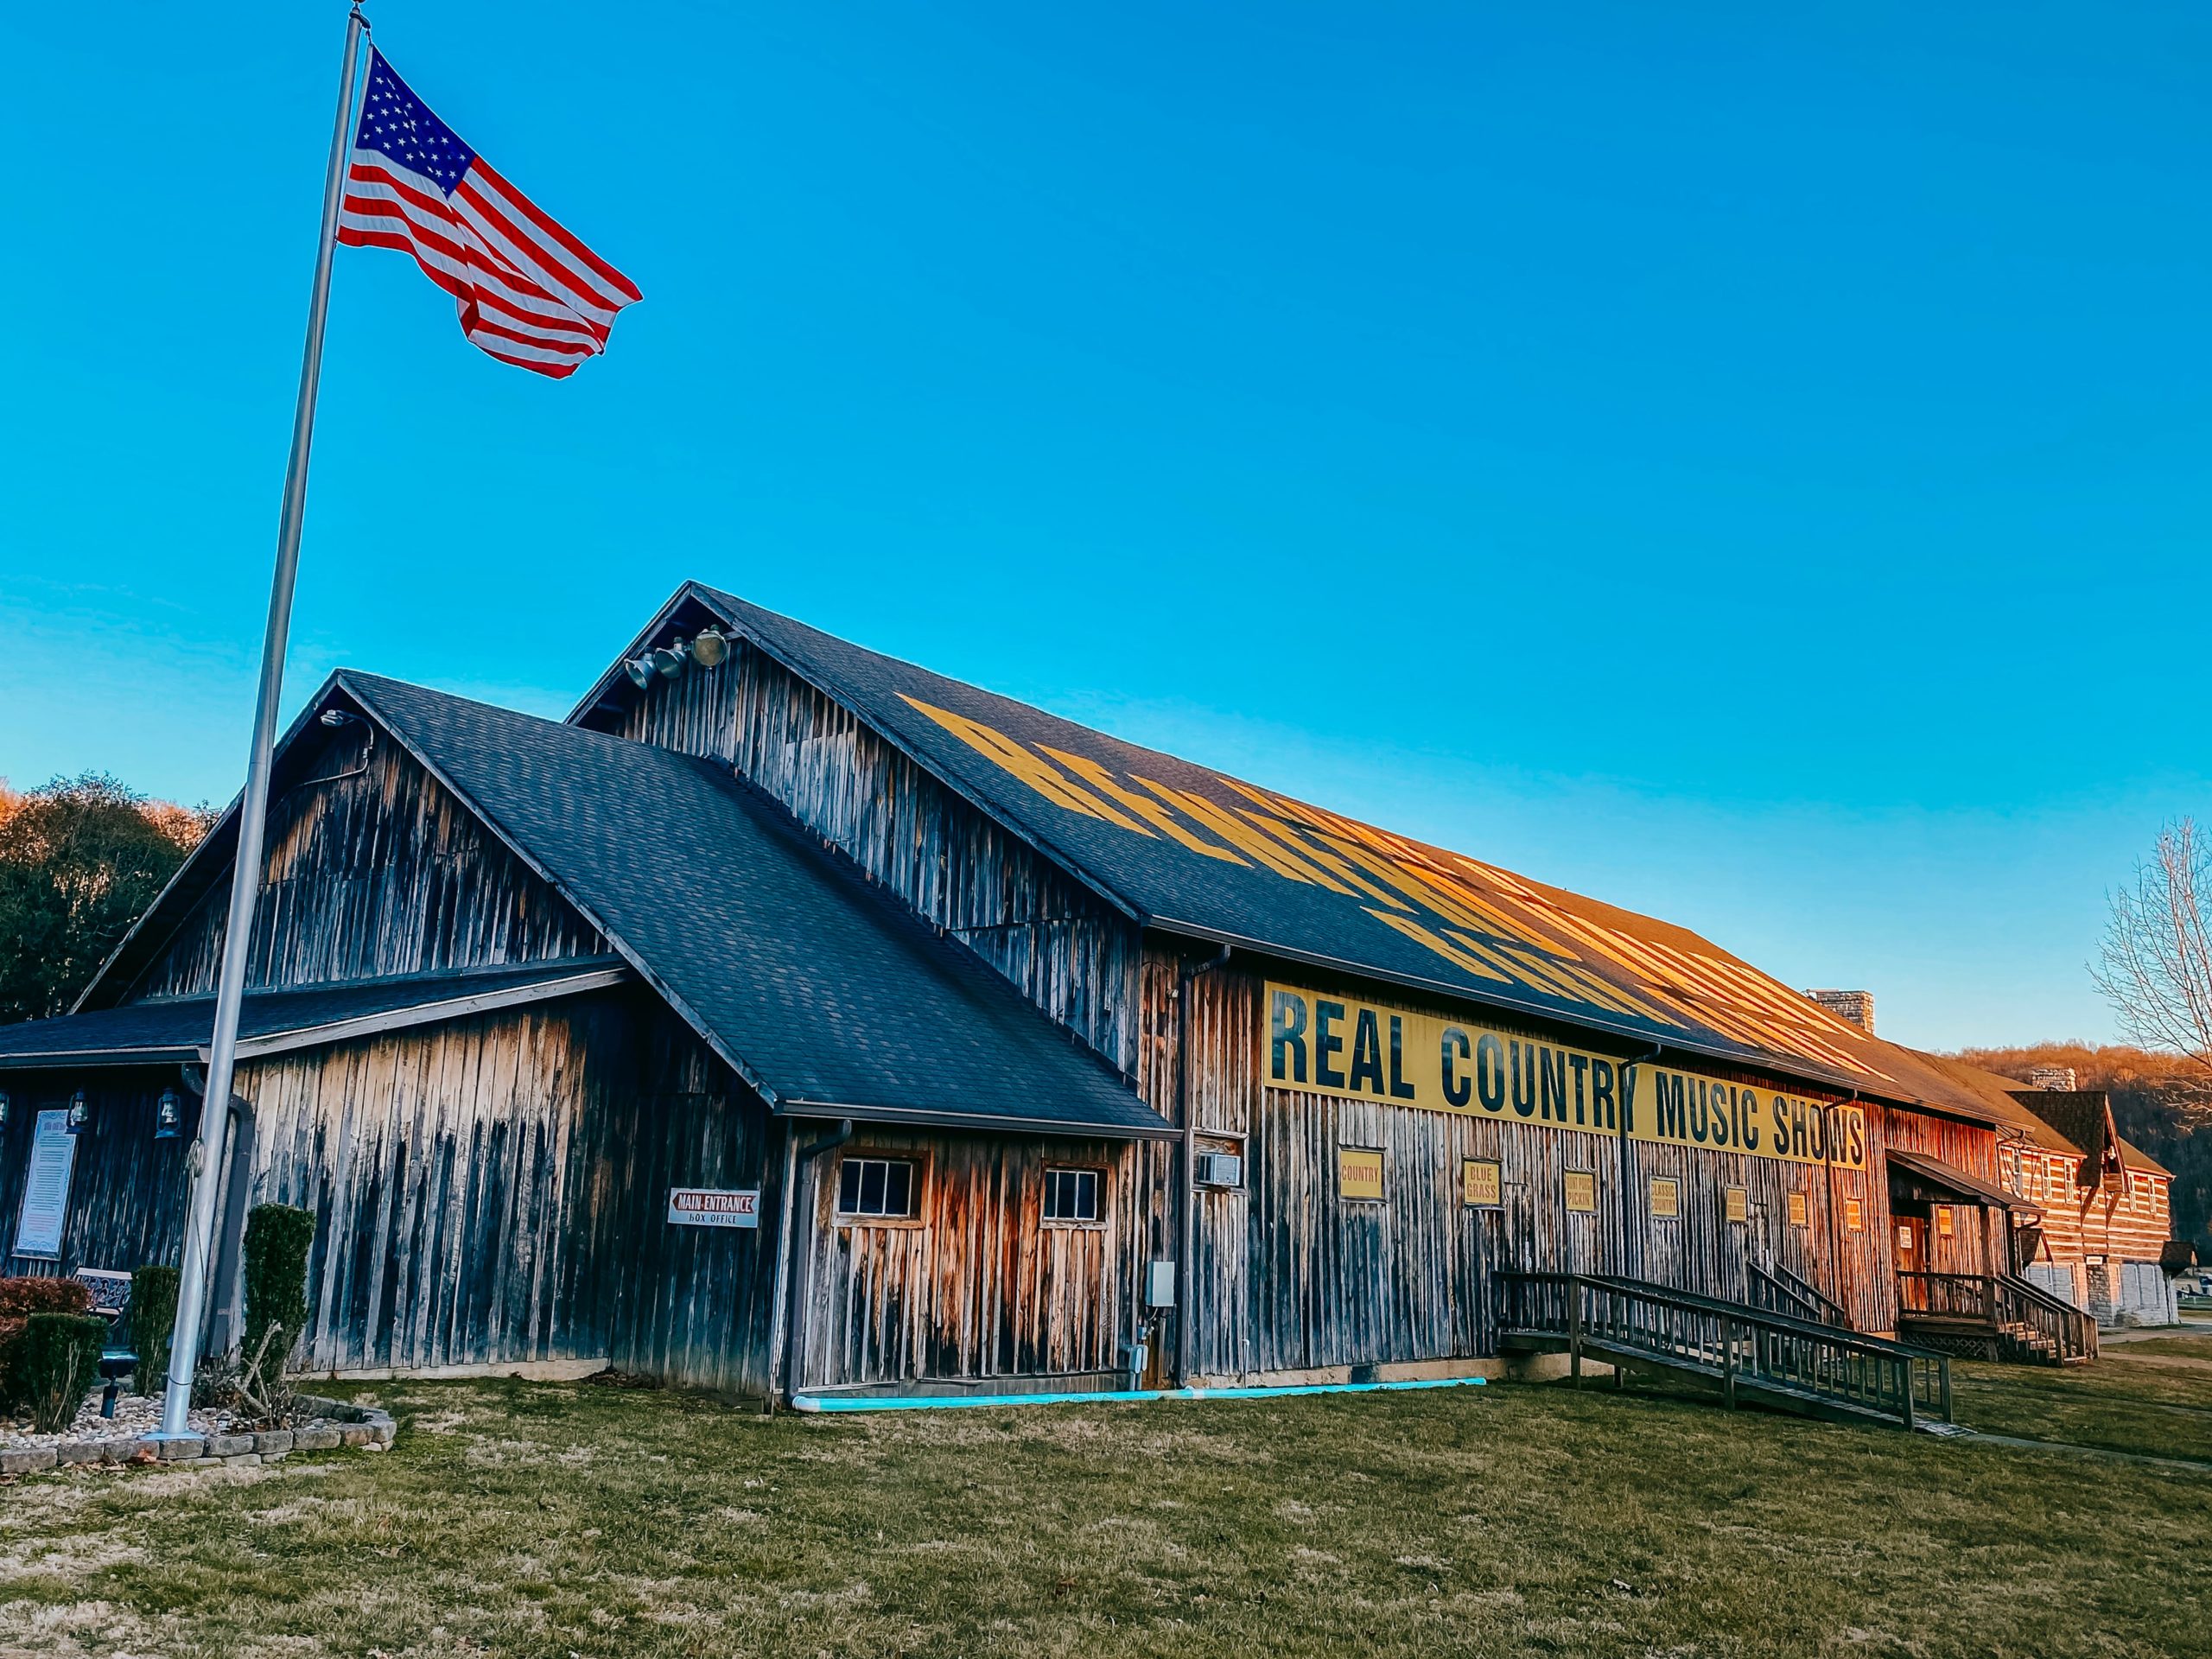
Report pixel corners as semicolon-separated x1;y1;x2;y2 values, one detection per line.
1194;1149;1244;1190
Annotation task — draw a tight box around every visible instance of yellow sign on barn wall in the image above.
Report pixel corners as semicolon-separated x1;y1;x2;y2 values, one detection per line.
1788;1191;1809;1228
1936;1205;1954;1237
1262;982;1868;1171
1724;1186;1749;1224
1844;1197;1865;1232
1464;1159;1502;1207
1564;1171;1597;1212
1649;1177;1681;1218
1338;1147;1384;1201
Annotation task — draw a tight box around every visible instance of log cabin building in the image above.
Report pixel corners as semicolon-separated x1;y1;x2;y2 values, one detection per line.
1920;1060;2181;1326
0;584;2183;1408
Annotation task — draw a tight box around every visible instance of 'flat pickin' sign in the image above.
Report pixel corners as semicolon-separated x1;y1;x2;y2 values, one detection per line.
1264;982;1866;1171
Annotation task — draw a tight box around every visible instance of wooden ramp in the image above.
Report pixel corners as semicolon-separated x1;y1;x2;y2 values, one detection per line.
1498;1272;1955;1432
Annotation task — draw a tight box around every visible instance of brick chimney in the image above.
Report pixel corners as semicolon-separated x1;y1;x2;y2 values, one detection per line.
1805;989;1875;1033
2028;1065;2077;1091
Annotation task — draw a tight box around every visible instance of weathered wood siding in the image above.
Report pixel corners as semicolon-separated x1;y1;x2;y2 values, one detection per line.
2;994;785;1393
792;1128;1164;1389
1878;1103;2005;1285
127;731;605;1001
595;1010;785;1395
1147;957;1912;1379
597;637;1141;1075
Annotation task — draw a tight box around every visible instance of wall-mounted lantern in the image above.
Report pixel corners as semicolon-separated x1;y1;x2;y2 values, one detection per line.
65;1090;89;1134
155;1088;183;1141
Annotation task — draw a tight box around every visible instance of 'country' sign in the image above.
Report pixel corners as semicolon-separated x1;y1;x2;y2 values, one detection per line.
1263;983;1867;1171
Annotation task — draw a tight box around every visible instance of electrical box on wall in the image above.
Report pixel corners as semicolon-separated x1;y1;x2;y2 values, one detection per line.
1146;1261;1177;1308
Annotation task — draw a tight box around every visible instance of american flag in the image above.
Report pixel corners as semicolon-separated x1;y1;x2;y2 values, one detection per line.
336;51;641;378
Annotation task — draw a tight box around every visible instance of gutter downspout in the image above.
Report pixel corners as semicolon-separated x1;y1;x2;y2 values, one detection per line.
1616;1045;1664;1281
1174;945;1231;1389
180;1065;257;1358
1821;1090;1859;1319
775;1117;853;1408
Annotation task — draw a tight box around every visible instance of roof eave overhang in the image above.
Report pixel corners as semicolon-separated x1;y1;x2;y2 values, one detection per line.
777;1097;1177;1141
5;965;636;1073
0;1046;201;1071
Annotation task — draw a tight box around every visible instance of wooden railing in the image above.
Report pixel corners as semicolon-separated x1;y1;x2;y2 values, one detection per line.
1896;1272;2098;1362
1748;1258;1852;1328
1498;1271;1951;1428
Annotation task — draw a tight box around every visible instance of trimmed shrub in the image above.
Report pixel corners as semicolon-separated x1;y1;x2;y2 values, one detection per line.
16;1313;107;1432
243;1204;315;1369
130;1264;181;1395
0;1276;93;1414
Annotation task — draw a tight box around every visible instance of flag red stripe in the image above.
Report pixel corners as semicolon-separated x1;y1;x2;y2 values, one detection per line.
467;157;642;303
450;175;625;324
341;162;612;353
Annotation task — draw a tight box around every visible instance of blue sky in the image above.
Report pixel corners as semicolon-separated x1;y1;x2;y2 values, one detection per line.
3;3;2208;1051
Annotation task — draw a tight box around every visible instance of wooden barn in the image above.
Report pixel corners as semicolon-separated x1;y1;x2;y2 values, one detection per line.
0;583;2182;1414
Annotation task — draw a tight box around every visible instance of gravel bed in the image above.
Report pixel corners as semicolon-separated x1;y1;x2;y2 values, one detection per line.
0;1391;241;1451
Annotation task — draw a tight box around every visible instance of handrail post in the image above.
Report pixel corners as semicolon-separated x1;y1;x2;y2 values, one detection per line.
1900;1356;1914;1431
1568;1278;1583;1387
1939;1356;1952;1424
1722;1315;1735;1410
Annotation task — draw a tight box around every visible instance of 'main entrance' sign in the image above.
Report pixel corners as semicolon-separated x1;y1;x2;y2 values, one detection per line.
1264;982;1866;1171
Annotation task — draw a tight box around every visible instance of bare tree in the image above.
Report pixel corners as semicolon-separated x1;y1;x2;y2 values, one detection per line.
2094;817;2212;1086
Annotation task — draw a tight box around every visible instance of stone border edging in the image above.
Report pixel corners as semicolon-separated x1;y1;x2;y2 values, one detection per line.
0;1395;394;1476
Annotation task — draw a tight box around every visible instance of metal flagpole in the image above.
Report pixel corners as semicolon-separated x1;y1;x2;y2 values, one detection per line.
158;2;370;1440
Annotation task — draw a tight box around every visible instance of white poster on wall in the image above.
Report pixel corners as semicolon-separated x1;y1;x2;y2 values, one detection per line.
12;1109;76;1259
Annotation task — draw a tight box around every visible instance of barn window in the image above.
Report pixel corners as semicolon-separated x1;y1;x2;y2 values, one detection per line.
837;1156;918;1220
1042;1166;1103;1224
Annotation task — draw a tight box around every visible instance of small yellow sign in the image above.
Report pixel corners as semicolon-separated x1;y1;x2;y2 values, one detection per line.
1463;1158;1502;1207
1338;1147;1384;1201
1649;1176;1681;1218
1844;1196;1864;1233
1724;1185;1749;1224
1564;1170;1597;1213
1936;1205;1954;1237
1788;1191;1809;1228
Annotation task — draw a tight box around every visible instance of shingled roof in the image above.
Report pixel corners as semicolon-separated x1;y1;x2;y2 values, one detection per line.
0;961;628;1068
576;584;2000;1117
337;674;1166;1138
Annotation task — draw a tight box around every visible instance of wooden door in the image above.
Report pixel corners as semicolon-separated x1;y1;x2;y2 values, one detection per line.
1894;1214;1928;1276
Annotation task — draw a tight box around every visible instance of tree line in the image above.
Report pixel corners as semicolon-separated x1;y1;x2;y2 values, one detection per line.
0;774;214;1025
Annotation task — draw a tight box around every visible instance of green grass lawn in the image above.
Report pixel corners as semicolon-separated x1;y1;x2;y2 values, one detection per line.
3;1369;2209;1659
1947;1338;2212;1463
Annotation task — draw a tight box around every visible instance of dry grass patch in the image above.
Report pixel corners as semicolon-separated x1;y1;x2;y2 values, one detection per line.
0;1373;2206;1656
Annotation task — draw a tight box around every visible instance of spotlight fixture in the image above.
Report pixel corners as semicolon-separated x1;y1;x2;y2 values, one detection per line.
649;645;687;678
624;656;655;690
65;1090;89;1134
154;1088;183;1141
319;708;359;728
690;626;729;667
